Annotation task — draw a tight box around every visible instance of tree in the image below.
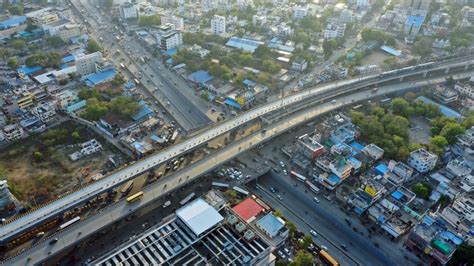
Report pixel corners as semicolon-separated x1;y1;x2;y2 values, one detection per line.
440;123;465;144
300;235;313;250
111;74;126;86
11;39;26;50
0;48;11;60
431;116;456;135
254;44;273;59
46;36;65;48
430;135;448;155
287;221;296;238
411;182;432;199
86;39;102;53
7;57;18;69
262;60;281;74
110;96;140;118
290;251;313;266
449;243;474;266
82;98;109;121
462;110;474;128
384;115;410;139
8;5;24;15
32;151;44;162
412;37;433;57
391;98;412;117
138;15;161;27
71;131;81;142
446;76;455;87
404;92;417;102
322;39;337;57
78;88;101;100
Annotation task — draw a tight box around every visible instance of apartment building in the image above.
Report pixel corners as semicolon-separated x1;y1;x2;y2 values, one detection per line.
155;23;182;51
161;15;184;30
75;52;103;76
407;148;438;173
211;15;226;35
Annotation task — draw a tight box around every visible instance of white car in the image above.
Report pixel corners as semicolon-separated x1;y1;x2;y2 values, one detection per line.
320;245;328;251
313;197;320;203
310;230;318;237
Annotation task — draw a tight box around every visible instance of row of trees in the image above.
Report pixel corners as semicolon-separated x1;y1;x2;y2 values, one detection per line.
79;88;140;121
361;28;396;46
138;15;161;27
25;52;62;68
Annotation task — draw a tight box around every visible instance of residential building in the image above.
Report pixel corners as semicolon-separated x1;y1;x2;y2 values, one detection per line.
75;52;103;76
119;2;139;20
50;23;81;42
291;58;308;72
388;160;415;181
201;0;218;11
355;65;380;75
324;22;346;39
407;148;438;173
188;44;210;58
161;15;184;30
69;139;103;161
297;133;325;159
211;15;226;35
402;0;431;10
31;102;56;122
256;213;287;238
3;124;24;141
252;14;267;26
433;85;458;104
155;23;183;51
54;90;78;109
440;197;473;238
329;158;352;179
454;82;474;99
461;5;474;22
404;15;424;36
16;92;34;109
362;143;385;161
293;5;309;19
26;8;59;25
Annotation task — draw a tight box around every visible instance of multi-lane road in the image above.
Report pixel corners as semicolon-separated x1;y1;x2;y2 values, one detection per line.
6;73;473;265
72;0;211;131
0;59;472;252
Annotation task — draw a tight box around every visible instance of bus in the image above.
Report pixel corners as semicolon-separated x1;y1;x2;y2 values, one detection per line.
127;191;144;203
305;180;320;194
59;216;81;230
212;182;229;189
380;98;392;104
233;186;249;196
180;192;196;206
119;63;125;69
291;171;307;182
120;180;134;194
134;78;141;86
170;130;179;143
319;250;340;266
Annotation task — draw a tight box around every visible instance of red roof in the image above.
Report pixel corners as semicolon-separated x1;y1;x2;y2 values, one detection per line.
232;198;264;222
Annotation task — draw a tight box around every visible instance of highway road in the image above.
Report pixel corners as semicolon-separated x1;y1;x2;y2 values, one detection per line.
4;72;473;265
0;59;472;250
72;0;211;131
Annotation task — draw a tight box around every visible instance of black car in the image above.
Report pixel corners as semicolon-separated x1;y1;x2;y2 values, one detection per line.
49;238;58;245
270;187;278;193
340;244;348;251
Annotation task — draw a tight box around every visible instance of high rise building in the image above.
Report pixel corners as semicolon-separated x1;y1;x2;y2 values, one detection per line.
155;23;183;51
75;52;103;76
211;15;226;35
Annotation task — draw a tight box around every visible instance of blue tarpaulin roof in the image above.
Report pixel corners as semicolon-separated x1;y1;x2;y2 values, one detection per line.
62;54;75;63
327;175;341;185
440;231;463;245
187;70;214;84
224;98;241;109
85;69;116;86
349;157;362;168
406;15;424;27
132;100;153;121
416;96;462;119
0;16;27;29
243;79;257;87
375;163;389;175
162;48;177;56
350;142;365;152
226;37;263;53
391;190;403;200
256;213;285;237
380;45;402;57
17;65;42;75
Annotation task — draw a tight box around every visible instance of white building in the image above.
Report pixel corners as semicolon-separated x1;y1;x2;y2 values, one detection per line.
75;52;103;76
461;5;474;21
0;180;14;210
201;0;218;11
49;23;81;42
188;44;210;58
324;23;346;39
69;139;103;161
454;82;474;99
155;23;182;51
161;15;184;31
119;2;139;20
211;15;226;35
31;102;57;122
252;14;267;26
407;148;438;173
54;90;78;109
293;5;309;19
3;124;24;141
362;143;385;161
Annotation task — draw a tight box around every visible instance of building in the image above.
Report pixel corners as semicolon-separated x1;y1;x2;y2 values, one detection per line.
407;148;438;173
404;15;424;36
75;52;103;76
69;139;103;161
454;82;474;99
362;143;385;161
119;2;139;20
26;8;59;25
297;133;325;159
388;160;414;181
291;58;308;72
252;14;267;26
155;23;182;51
2;124;24;141
433;86;458;104
31;102;56;122
293;5;309;19
161;15;184;30
461;6;474;21
0;16;27;30
50;23;81;42
324;23;346;39
225;37;263;53
210;15;226;35
92;196;272;265
232;197;266;223
355;65;380;75
0;180;14;211
188;44;210;58
329;158;352;180
402;0;431;10
256;213;287;238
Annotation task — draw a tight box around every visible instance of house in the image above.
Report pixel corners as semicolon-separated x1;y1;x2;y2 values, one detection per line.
256;213;288;239
297;133;325;159
69;139;103;161
291;58;308;72
362;143;384;161
31;101;56;122
2;124;24;141
388;160;414;181
324;23;346;39
407;148;438;173
98;113;135;137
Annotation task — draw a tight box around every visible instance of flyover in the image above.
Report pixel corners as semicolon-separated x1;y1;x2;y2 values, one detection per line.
4;72;474;265
0;59;473;248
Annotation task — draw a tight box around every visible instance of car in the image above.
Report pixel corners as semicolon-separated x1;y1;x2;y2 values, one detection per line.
284;248;290;254
276;195;283;200
282;169;288;175
49;238;58;245
320;245;328;251
340;244;349;251
310;230;318;237
270;187;277;193
313;197;320;203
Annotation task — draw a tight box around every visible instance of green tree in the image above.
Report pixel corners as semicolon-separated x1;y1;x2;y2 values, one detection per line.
11;39;26;50
7;57;18;69
430;135;448;155
384;115;409;138
78;88;101;100
462;110;474;128
290;251;313;266
446;76;455;87
46;36;66;48
32;151;44;162
440;123;465;144
391;98;412;117
86;39;102;53
449;243;474;266
411;182;432;199
431;116;456;135
111;74;126;86
71;131;81;142
262;59;281;74
412;37;433;57
110;96;140;118
300;235;313;250
0;48;11;60
8;5;24;15
138;15;161;27
287;221;296;238
322;39;337;57
82;98;109;121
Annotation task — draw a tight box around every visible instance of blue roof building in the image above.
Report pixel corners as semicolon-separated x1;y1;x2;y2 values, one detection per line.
187;70;214;84
66;100;87;113
226;37;263;53
256;213;286;238
17;65;43;75
85;69;116;87
404;15;424;35
62;54;75;63
375;163;389;175
0;16;27;30
380;45;402;57
132;100;154;122
415;96;462;119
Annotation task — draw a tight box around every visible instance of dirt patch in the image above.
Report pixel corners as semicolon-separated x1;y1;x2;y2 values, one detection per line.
360;51;390;66
0;120;126;207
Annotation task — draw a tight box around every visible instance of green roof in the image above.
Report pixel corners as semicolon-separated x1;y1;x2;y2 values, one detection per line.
431;239;452;255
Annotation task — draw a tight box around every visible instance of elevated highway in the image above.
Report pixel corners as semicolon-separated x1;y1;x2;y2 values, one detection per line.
0;59;473;249
5;71;474;265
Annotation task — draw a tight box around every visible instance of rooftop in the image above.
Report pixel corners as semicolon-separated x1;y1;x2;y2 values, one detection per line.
232;197;265;222
415;96;462;119
176;198;223;236
225;37;263;53
256;213;285;237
